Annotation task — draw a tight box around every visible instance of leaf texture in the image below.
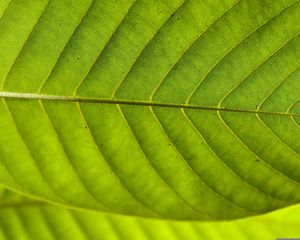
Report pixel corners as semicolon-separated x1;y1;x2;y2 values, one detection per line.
1;188;300;240
0;0;299;220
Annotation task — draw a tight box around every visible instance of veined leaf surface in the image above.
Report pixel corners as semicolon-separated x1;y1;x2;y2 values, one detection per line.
1;188;300;240
0;0;299;220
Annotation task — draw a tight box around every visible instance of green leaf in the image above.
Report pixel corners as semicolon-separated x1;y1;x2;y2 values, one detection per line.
1;188;300;240
0;0;299;220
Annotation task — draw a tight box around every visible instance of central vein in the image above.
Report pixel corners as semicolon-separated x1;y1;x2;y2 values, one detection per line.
0;91;299;118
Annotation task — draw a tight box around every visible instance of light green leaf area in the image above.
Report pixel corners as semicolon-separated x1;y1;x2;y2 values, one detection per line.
1;188;300;240
0;0;299;221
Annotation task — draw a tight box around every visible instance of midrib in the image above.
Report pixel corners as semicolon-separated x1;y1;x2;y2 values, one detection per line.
0;91;299;118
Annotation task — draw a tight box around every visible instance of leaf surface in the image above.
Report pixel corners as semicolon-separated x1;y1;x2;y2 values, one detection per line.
1;188;300;240
0;0;299;220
